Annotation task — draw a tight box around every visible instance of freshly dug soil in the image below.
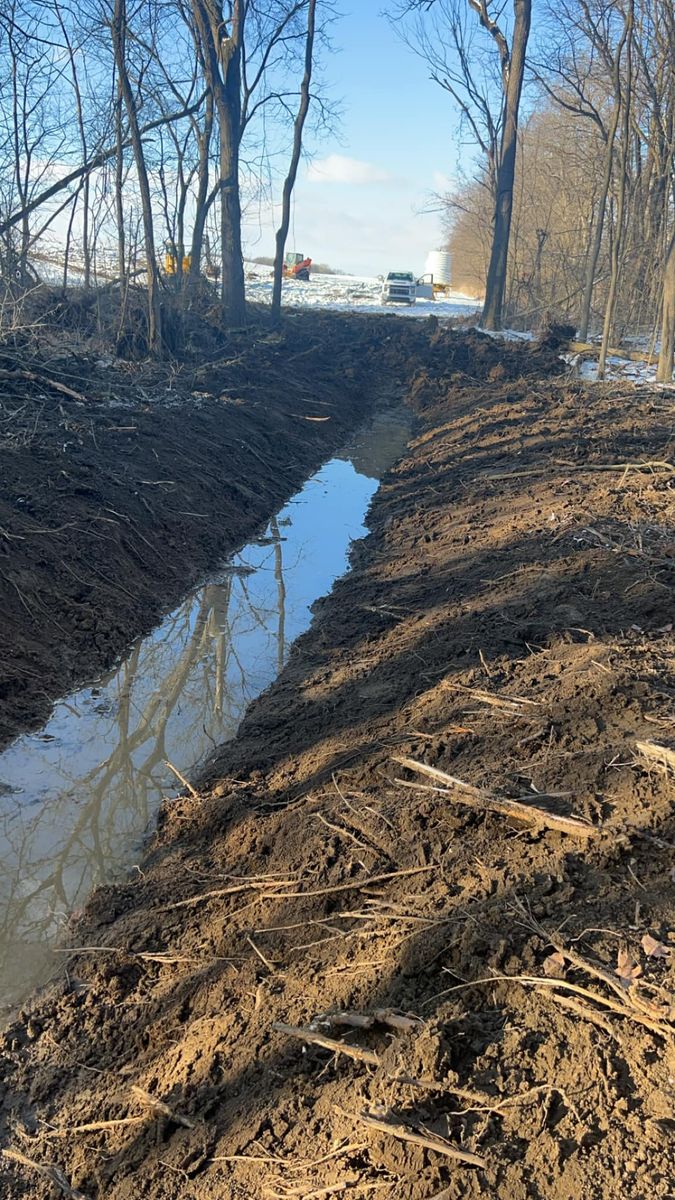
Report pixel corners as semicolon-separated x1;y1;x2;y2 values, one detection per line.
1;328;674;1200
0;311;430;749
0;315;564;750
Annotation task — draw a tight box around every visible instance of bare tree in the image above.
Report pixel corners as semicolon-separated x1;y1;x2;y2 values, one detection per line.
537;0;635;339
54;1;94;287
192;0;246;326
271;0;316;320
656;195;675;381
110;0;162;353
392;0;531;330
389;2;504;202
0;0;333;347
0;0;67;283
474;0;532;329
598;0;634;378
0;97;205;241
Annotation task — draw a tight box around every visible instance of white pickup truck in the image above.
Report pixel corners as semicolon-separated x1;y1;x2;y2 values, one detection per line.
380;271;416;305
380;271;434;305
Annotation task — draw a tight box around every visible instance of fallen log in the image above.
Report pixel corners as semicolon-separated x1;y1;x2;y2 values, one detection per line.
393;757;600;839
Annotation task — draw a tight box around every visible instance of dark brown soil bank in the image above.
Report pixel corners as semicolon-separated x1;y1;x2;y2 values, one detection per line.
0;311;430;748
1;331;674;1200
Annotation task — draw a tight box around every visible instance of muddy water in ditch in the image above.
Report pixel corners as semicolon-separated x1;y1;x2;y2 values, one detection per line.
0;408;410;1015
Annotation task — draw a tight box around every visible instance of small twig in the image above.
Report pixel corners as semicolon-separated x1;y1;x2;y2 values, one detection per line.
272;865;435;899
327;1009;422;1032
483;460;674;480
546;991;622;1039
335;1108;486;1168
332;773;396;833
130;1086;195;1129
42;1116;146;1137
166;865;434;912
542;936;635;1005
52;944;231;966
478;649;492;677
440;682;540;711
1;1149;90;1199
246;934;279;974
272;1023;380;1066
0;367;88;403
315;812;372;852
164;878;296;912
636;740;675;772
164;760;198;797
432;974;673;1037
540;930;674;1022
273;1024;494;1109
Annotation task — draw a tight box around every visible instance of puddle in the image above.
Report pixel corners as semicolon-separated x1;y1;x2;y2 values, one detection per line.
0;408;410;1015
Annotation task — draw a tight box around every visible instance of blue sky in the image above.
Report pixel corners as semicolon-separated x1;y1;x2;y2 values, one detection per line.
242;1;467;277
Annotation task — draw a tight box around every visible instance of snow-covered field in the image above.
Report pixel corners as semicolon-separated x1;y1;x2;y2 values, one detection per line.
575;355;662;385
244;264;480;320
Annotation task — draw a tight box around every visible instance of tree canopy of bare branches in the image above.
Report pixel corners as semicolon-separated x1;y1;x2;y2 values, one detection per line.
0;0;330;347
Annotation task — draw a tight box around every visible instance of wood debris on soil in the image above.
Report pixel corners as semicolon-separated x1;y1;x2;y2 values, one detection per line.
393;756;600;838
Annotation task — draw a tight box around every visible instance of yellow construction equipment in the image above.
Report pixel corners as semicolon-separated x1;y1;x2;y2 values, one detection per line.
164;240;191;276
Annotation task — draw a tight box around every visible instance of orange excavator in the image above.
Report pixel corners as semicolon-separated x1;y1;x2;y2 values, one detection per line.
283;252;312;281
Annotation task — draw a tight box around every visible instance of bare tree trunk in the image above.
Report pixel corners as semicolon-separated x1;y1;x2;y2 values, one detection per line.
598;2;634;380
577;5;634;341
188;94;214;292
111;0;162;355
272;0;316;321
480;0;531;331
218;2;246;326
656;221;675;381
193;0;246;327
8;10;32;285
62;188;79;292
82;175;91;289
578;126;617;341
114;78;126;286
55;3;92;289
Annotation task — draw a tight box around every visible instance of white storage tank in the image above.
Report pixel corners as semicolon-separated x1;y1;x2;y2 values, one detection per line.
424;250;452;286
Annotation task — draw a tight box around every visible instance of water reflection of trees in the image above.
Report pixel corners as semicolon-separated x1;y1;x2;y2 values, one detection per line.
0;409;412;1010
0;524;288;1008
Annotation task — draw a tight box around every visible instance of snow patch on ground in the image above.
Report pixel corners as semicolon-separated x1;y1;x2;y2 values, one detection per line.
480;327;534;343
565;352;675;386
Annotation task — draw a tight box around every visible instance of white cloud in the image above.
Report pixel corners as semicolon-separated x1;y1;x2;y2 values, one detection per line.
306;155;391;185
432;170;457;194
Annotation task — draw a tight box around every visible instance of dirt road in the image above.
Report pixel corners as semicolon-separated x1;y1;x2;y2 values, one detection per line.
0;325;673;1199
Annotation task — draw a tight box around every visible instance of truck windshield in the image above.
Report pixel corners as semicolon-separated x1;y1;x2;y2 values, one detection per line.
387;272;413;282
